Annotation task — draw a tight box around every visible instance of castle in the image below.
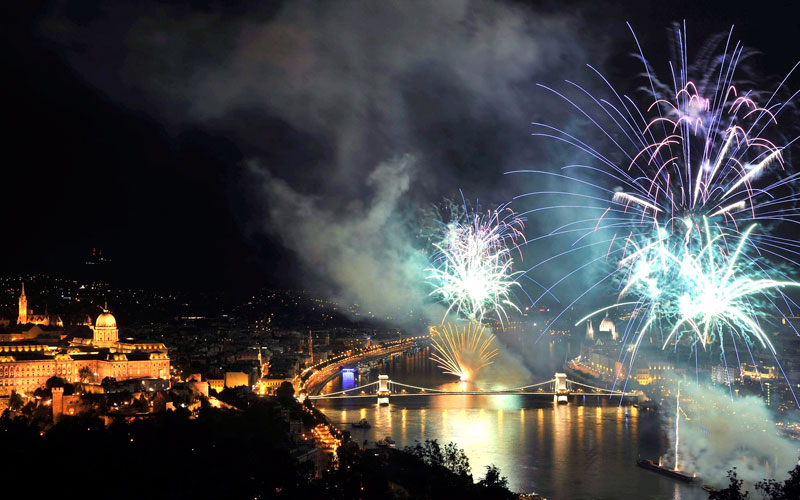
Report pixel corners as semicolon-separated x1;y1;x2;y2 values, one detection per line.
1;284;169;396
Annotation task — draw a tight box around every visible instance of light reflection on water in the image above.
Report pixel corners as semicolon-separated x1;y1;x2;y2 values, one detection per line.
316;350;706;499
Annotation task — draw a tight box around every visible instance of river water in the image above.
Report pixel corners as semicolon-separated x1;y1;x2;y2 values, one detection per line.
315;347;706;500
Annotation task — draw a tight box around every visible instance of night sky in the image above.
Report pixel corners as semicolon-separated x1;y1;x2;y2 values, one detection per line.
3;1;799;293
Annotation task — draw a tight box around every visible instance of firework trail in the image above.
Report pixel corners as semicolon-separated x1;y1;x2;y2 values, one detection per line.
425;201;530;325
429;322;499;381
512;24;800;403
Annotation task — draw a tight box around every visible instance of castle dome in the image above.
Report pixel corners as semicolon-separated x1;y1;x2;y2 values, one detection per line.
96;311;117;328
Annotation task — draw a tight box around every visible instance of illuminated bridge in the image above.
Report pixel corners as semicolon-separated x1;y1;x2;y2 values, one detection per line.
307;372;639;404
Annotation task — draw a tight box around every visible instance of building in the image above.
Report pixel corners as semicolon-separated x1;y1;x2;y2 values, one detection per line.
586;320;594;341
632;362;674;386
740;363;777;382
598;313;617;341
711;364;736;385
224;371;251;389
0;307;169;396
17;282;63;327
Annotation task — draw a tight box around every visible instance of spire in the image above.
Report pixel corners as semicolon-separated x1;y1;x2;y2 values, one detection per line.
104;298;108;312
18;282;28;325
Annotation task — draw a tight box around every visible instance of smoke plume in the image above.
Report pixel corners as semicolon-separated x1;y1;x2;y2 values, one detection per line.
672;382;799;486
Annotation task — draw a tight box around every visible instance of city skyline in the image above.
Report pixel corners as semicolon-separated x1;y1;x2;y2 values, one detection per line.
3;2;800;499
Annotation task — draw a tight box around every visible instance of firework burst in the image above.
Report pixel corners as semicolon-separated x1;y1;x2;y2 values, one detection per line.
429;322;498;381
578;220;800;369
512;25;800;404
512;24;800;290
425;202;527;324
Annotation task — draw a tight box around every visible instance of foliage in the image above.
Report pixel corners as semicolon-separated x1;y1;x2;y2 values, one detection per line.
755;461;800;500
276;381;295;403
7;391;23;411
101;376;117;390
478;464;516;500
0;391;516;500
405;439;472;477
45;376;66;389
78;366;95;384
709;468;749;500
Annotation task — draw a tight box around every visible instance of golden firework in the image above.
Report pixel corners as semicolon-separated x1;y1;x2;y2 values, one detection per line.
429;322;498;381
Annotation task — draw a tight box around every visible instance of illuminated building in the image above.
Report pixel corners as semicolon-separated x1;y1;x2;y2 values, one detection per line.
739;363;777;382
632;363;674;385
17;282;63;327
598;313;617;341
711;364;736;385
223;371;250;388
207;379;224;393
0;308;169;396
586;320;594;341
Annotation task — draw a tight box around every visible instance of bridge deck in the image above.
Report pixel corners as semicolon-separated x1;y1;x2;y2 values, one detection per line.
306;373;638;401
310;391;635;399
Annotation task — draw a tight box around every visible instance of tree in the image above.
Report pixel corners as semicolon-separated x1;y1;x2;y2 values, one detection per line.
101;377;117;391
79;367;95;384
480;464;508;488
133;395;150;413
46;376;66;389
756;461;800;500
8;390;23;412
276;381;295;403
709;468;749;500
479;464;516;500
34;387;51;399
405;439;471;478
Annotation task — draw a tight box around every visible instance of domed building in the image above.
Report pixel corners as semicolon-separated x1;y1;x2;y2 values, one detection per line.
598;312;618;341
92;309;119;347
0;303;169;397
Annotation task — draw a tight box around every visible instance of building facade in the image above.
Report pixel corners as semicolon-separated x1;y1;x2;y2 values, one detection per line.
17;282;63;327
1;303;169;396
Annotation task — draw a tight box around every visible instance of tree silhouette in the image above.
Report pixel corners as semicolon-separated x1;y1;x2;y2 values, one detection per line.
755;461;800;500
709;468;748;500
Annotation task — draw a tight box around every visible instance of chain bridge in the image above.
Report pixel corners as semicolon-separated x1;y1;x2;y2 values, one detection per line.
307;372;639;404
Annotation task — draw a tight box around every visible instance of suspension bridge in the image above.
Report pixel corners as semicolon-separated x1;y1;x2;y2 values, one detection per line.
307;372;640;404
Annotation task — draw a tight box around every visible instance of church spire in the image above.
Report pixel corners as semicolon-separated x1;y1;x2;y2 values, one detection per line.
18;282;28;325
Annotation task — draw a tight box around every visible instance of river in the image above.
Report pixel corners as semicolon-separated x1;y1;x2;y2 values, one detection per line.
315;346;706;500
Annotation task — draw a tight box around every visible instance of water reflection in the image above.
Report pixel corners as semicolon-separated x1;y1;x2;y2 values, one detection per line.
317;350;704;500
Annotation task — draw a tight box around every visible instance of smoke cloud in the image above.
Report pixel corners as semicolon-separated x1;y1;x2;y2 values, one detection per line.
671;382;799;486
249;154;447;329
38;0;619;316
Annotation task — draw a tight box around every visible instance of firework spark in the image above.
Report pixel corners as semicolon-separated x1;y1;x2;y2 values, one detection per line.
426;203;526;324
429;322;498;381
512;25;800;295
578;220;799;370
513;25;800;405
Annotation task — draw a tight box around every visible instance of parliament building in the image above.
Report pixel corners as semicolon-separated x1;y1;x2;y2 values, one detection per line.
0;284;169;396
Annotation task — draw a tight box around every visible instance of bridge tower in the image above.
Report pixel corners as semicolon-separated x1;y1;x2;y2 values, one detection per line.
377;374;390;406
554;372;569;404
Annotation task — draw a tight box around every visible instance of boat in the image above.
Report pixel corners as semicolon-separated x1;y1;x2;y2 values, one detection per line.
351;418;371;429
376;436;396;448
634;400;658;412
636;459;699;482
636;382;699;483
702;485;719;494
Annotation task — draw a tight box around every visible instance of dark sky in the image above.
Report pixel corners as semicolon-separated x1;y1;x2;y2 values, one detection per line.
2;1;799;294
